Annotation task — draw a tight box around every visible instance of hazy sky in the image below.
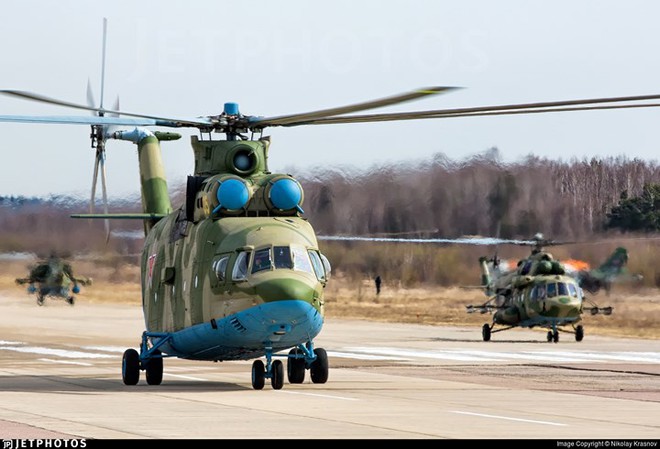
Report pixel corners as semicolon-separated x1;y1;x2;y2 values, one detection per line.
1;0;660;199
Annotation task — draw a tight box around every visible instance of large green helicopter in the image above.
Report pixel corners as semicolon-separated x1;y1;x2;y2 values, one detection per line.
3;21;660;389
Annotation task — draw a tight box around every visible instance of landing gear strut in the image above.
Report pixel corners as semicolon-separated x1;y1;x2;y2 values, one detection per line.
121;331;169;386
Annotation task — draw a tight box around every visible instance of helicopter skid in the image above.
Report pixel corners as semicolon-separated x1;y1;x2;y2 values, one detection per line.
145;299;323;362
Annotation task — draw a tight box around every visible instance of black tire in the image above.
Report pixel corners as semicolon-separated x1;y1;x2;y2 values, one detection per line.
547;331;553;342
310;348;329;384
271;360;284;390
251;360;265;390
67;296;75;306
287;348;306;384
553;330;559;343
37;295;45;306
482;324;491;342
145;349;163;385
575;325;584;342
122;349;140;385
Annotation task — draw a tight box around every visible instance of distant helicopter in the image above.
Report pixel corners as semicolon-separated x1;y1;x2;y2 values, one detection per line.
465;234;614;343
569;247;643;295
15;254;92;306
320;233;618;342
2;19;660;387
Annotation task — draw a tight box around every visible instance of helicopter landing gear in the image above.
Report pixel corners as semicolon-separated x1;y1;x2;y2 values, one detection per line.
251;342;329;390
310;348;329;384
547;325;559;343
144;349;163;385
251;360;266;390
482;323;492;342
574;325;584;342
287;347;306;384
287;342;329;385
251;347;285;390
122;349;140;385
36;295;45;306
121;331;169;386
547;331;553;342
66;296;75;306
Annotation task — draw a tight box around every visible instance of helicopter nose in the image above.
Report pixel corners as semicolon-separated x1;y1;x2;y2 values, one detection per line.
545;296;581;318
254;277;318;303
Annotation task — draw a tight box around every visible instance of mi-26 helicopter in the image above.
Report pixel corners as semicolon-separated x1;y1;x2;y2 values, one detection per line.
464;234;614;343
15;254;92;306
3;23;660;388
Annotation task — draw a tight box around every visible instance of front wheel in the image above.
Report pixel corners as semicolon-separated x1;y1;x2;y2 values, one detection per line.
287;348;306;384
482;324;491;342
575;325;584;342
271;360;284;390
251;360;265;390
310;348;329;384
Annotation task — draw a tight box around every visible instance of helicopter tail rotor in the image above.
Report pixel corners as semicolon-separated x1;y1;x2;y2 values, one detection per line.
87;18;112;243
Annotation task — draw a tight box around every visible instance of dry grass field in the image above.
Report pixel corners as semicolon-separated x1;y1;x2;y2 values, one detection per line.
1;259;659;340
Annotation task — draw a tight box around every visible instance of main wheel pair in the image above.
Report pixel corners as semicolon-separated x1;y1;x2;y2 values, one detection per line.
121;348;163;386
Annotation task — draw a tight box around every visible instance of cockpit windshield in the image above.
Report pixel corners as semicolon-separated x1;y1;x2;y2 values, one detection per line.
232;245;327;279
545;281;577;298
273;246;293;269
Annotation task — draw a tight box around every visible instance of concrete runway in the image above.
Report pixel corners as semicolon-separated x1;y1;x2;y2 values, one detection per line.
0;292;659;440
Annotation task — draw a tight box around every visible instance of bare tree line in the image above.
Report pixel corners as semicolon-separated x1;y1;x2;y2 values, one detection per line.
2;150;658;257
300;149;660;241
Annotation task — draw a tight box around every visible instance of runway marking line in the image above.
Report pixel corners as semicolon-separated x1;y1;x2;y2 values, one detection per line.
162;373;209;381
449;410;566;426
280;391;358;401
39;358;94;367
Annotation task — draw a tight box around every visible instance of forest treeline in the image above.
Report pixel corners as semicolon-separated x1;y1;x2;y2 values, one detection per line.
299;149;660;240
1;150;659;287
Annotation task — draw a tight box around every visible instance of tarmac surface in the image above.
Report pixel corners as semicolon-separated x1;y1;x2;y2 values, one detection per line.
0;292;659;440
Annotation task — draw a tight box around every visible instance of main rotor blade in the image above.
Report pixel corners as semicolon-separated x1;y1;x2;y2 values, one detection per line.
279;94;660;126
0;114;180;127
317;235;536;245
0;90;212;127
250;86;459;127
86;80;96;111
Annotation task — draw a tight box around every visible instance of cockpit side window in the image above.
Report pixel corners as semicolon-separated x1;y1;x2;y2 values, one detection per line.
232;251;251;281
308;250;325;281
212;255;230;283
320;253;332;279
521;261;533;275
568;283;578;297
252;248;272;274
546;282;557;298
273;246;293;269
536;284;546;299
